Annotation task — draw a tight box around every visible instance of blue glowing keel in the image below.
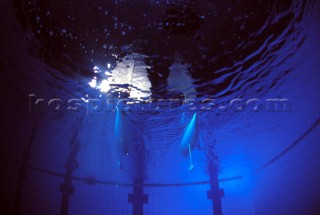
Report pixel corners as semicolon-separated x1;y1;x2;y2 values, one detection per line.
180;113;198;171
114;108;126;169
180;113;198;155
188;144;194;172
115;107;124;146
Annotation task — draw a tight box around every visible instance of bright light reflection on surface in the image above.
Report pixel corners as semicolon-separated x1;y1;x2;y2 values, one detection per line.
88;78;97;88
99;79;111;92
88;54;151;100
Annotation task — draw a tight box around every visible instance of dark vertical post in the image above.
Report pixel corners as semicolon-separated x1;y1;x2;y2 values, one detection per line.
207;164;224;215
128;137;148;215
128;182;148;215
122;116;148;215
14;125;37;215
59;140;81;215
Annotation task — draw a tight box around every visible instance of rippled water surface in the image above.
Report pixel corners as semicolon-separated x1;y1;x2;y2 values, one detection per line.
1;0;320;214
7;0;310;99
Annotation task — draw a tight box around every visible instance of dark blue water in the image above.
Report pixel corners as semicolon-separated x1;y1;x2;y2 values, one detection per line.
0;0;320;214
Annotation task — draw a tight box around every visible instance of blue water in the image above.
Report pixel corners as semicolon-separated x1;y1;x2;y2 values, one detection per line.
0;0;320;214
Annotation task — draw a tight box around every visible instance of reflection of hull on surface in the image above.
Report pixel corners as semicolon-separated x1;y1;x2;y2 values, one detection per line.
180;113;198;156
